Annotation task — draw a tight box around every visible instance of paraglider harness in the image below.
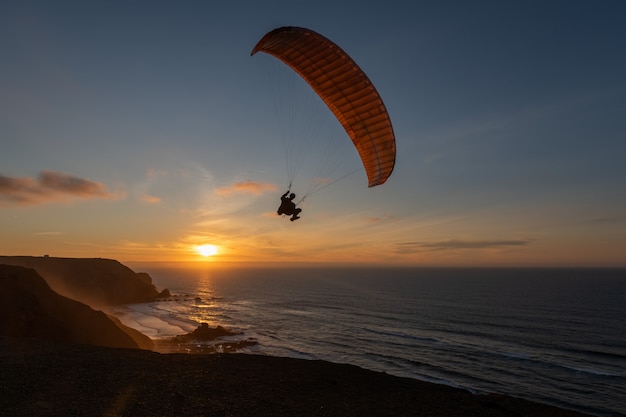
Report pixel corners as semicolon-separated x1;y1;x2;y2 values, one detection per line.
277;184;302;221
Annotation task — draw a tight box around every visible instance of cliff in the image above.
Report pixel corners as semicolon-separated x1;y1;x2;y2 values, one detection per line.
0;256;169;307
0;264;153;349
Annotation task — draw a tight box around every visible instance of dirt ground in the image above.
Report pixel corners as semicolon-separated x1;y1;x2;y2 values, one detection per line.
0;338;593;417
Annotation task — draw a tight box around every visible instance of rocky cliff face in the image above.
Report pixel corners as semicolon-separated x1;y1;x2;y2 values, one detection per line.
0;256;169;307
0;264;153;349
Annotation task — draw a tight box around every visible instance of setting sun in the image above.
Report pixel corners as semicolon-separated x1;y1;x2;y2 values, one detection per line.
195;244;219;257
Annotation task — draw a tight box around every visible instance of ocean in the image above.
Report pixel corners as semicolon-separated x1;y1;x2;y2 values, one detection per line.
109;266;626;417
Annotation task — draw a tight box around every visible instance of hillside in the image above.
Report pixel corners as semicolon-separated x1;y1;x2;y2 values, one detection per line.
0;264;153;349
0;256;169;307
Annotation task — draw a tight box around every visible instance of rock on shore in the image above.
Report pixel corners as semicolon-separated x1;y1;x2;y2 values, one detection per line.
162;323;258;353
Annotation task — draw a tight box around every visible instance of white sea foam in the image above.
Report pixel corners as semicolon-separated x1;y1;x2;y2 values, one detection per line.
107;303;197;338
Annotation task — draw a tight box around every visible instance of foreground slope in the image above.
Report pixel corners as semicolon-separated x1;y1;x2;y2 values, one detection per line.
0;338;593;417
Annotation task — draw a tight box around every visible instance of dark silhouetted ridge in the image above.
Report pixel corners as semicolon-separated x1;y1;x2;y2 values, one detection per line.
0;264;151;349
0;256;169;306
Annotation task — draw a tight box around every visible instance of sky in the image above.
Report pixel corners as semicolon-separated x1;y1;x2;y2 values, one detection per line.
1;0;625;266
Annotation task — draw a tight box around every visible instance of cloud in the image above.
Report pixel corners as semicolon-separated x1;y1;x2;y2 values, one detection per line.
146;168;168;178
395;239;528;254
215;180;278;196
141;194;161;204
592;216;626;224
363;214;397;224
0;171;115;207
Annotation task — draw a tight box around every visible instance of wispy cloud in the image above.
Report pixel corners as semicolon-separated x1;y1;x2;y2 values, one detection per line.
592;216;626;224
363;214;397;224
141;194;161;204
0;171;115;207
215;180;278;196
395;239;529;254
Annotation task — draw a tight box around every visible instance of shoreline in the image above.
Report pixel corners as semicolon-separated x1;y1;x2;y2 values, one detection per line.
1;338;595;417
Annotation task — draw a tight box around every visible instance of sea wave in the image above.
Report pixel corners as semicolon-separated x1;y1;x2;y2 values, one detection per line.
362;326;442;345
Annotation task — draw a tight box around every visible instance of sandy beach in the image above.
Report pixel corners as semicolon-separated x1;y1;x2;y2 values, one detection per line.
0;338;594;417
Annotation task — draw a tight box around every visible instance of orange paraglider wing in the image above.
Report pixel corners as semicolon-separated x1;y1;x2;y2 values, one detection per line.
251;26;396;187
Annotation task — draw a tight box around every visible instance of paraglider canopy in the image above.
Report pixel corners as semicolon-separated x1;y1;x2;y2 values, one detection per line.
252;26;396;187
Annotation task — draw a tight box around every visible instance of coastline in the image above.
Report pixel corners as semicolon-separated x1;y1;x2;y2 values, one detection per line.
1;338;594;417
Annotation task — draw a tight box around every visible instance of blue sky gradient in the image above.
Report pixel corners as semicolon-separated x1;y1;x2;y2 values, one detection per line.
2;1;625;265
